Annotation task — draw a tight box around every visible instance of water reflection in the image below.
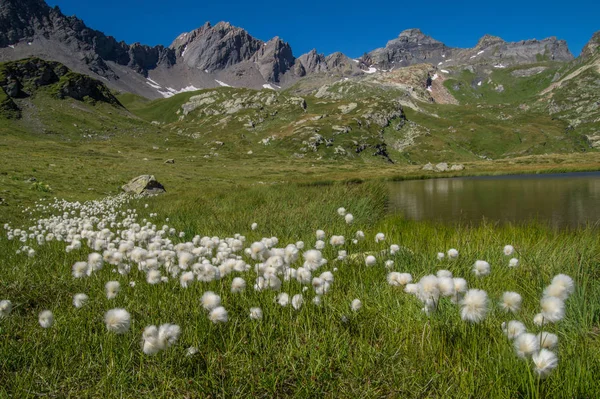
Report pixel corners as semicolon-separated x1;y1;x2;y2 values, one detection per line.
388;172;600;228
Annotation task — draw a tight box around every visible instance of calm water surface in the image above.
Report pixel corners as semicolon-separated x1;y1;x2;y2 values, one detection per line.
387;172;600;228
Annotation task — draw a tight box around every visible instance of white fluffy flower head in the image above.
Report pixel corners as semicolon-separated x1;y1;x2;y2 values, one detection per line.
104;308;131;334
351;299;362;312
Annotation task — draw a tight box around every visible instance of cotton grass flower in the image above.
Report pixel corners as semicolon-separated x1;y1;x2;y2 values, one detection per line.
537;332;559;349
312;296;322;306
375;233;385;243
453;278;468;294
543;283;569;301
292;294;304;310
231;277;246;293
503;245;515;256
447;248;459;259
142;323;181;355
436;270;452;278
147;270;163;284
404;283;419;294
472;260;491;277
365;255;376;266
38;310;54;328
104;308;131;334
417;275;440;302
296;267;312;284
320;271;334;283
209;306;228;323
337;207;346;216
390;244;400;255
460;289;488;323
251;222;257;230
437;252;445;261
105;281;121;299
532;349;558;378
551;274;575;296
73;293;89;308
533;313;544;327
186;346;199;356
501;320;526;339
316;230;326;240
72;261;88;278
540;297;565;323
142;326;161;355
329;235;345;246
277;292;289;307
501;292;522;313
201;291;221;311
249;307;263;320
509;258;519;267
351;299;362;312
437;277;455;297
344;214;354;224
0;300;12;318
303;250;326;271
514;333;540;358
315;240;325;250
387;272;412;286
180;271;194;288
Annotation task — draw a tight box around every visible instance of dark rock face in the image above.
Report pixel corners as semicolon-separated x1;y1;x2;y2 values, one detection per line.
0;0;174;76
296;49;362;76
0;58;122;115
251;37;295;82
297;49;328;74
170;22;263;72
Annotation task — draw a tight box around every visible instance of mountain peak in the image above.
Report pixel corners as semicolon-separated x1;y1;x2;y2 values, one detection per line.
476;34;505;48
397;28;441;44
581;31;600;58
399;28;422;36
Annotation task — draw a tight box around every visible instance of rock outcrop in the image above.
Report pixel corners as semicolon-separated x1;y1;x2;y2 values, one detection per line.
0;58;121;118
122;175;166;195
251;37;295;82
170;22;262;72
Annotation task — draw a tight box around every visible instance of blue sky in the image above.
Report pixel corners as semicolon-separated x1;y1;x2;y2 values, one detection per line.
49;0;598;58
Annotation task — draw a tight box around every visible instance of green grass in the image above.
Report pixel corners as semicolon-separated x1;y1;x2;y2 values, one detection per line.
0;182;599;398
443;63;561;105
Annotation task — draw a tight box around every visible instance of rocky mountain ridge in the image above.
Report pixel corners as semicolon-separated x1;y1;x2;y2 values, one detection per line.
365;29;574;71
0;0;589;100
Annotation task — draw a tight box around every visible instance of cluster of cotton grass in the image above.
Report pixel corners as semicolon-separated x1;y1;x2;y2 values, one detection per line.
387;241;572;379
1;195;575;379
2;195;383;355
502;274;574;378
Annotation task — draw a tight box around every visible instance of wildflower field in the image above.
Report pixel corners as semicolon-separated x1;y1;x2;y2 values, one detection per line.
1;182;599;398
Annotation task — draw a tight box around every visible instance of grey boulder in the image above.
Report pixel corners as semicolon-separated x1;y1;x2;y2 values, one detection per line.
122;175;166;195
